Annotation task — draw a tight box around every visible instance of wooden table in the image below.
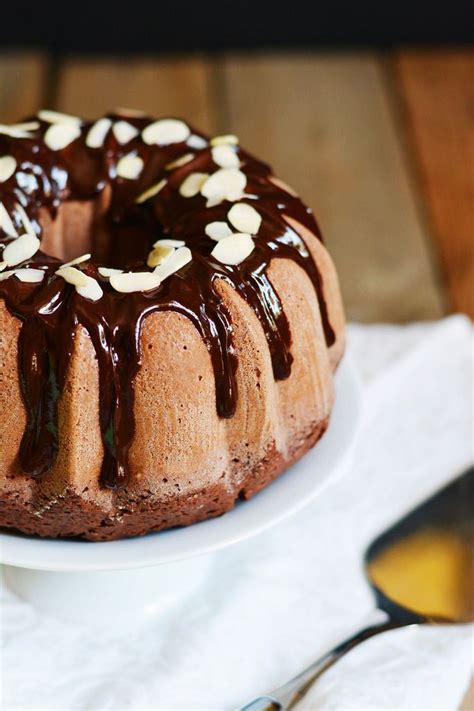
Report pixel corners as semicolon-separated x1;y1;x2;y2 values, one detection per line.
0;49;472;706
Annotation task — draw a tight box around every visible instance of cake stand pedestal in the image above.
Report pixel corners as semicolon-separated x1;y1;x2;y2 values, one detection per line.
0;356;362;624
2;555;214;623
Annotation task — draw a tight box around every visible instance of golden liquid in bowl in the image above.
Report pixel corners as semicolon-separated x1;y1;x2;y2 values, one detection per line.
368;527;474;621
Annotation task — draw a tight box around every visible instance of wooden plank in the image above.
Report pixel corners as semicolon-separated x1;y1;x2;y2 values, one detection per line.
394;50;474;317
55;56;219;134
222;52;445;322
0;52;49;122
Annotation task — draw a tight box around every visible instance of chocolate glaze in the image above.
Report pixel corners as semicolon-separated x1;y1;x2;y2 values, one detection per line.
0;113;335;489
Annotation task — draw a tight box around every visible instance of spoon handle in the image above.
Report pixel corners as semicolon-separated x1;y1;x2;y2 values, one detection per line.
240;609;405;711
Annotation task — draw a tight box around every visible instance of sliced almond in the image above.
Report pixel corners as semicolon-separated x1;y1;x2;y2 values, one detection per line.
15;268;45;283
142;119;190;146
205;221;233;241
76;276;103;301
110;271;162;293
116;154;144;180
187;134;208;150
211;233;254;266
98;267;124;278
179;172;209;198
0;123;38;139
44;123;81;151
205;195;225;209
2;233;40;267
13;122;40;132
0;156;17;183
56;266;102;301
152;238;185;248
0;269;16;281
210;134;239;147
15;203;36;236
147;244;174;268
211;144;240;169
86;118;112;148
165;153;195;170
62;253;91;268
38;110;82;126
135;179;167;204
113;121;139;145
227;203;262;235
56;265;89;287
200;168;247;204
0;202;18;238
153;246;192;281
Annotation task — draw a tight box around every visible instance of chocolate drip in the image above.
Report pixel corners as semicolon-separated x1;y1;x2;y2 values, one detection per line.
0;113;335;489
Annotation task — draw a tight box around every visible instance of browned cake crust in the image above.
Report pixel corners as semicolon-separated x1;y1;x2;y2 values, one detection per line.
0;418;328;541
0;111;345;540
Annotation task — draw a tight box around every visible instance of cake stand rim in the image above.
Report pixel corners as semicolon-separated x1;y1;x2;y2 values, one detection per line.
0;354;362;572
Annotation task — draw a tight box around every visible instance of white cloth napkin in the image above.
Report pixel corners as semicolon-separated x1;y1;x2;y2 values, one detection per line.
1;316;473;710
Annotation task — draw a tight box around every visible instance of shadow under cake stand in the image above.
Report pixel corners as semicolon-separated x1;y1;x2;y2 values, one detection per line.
0;356;362;623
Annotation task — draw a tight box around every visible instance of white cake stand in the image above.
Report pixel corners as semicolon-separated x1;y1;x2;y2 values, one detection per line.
0;356;362;623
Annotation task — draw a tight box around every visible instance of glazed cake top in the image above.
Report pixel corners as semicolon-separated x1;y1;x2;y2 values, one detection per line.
0;110;334;488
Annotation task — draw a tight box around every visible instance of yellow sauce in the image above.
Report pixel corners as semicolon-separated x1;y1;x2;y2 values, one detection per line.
368;527;473;621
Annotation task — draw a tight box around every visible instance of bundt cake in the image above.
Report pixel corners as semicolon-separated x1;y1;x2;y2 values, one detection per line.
0;110;345;541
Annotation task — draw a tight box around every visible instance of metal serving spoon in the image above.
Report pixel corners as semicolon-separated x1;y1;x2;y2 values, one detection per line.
241;467;474;711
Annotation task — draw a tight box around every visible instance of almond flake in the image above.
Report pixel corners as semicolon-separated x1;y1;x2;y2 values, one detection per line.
142;119;190;146
179;172;209;198
147;244;174;268
112;121;139;144
153;246;192;281
205;195;225;209
56;266;89;287
98;267;123;278
211;233;254;266
56;266;103;301
15;203;36;236
13;122;40;132
205;221;233;241
165;153;195;170
210;134;239;147
38;110;82;126
0;156;17;183
116;154;144;180
44;123;81;151
15;268;45;283
86;118;112;148
152;238;186;248
76;276;103;302
187;134;208;150
110;271;162;293
135;179;167;204
62;253;91;268
200;168;247;204
227;203;262;235
0;269;15;281
211;144;240;169
0;202;18;238
2;233;40;267
0;123;38;139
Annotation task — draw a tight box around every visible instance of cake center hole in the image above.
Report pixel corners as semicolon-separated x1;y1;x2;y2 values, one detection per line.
40;201;156;267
